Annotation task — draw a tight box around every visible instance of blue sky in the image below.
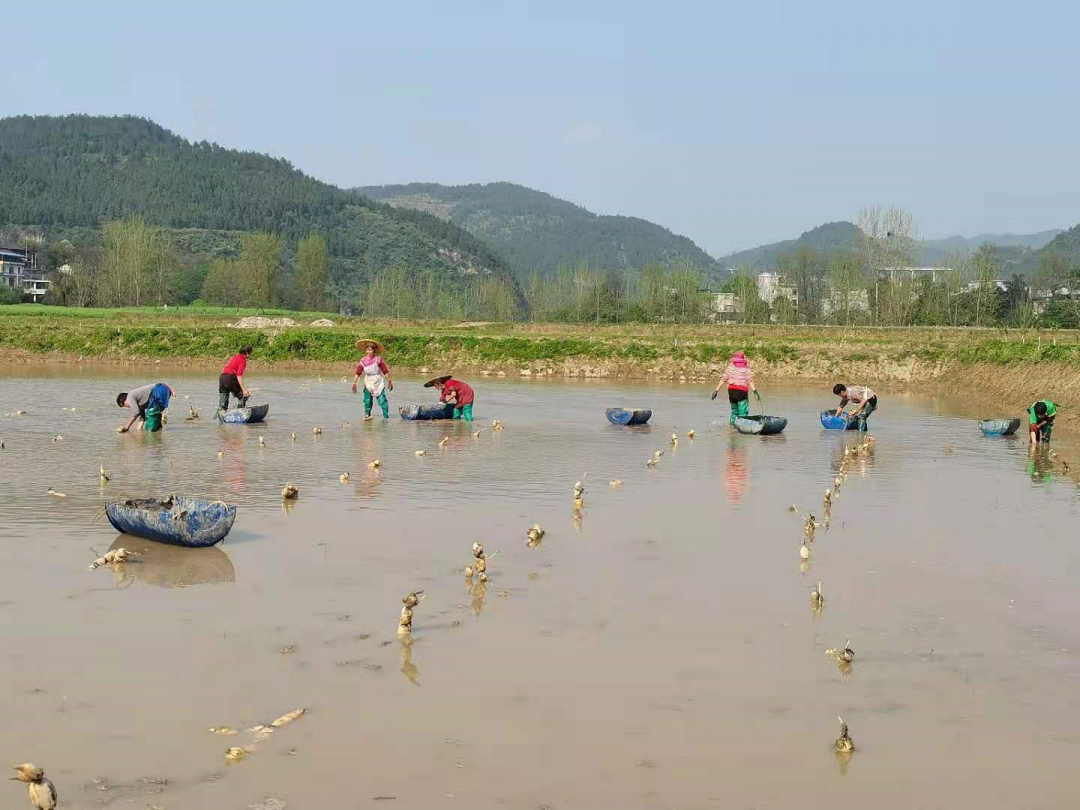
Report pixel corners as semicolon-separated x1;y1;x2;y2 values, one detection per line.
5;0;1079;255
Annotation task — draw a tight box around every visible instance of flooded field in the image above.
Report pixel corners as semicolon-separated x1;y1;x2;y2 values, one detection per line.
2;366;1079;809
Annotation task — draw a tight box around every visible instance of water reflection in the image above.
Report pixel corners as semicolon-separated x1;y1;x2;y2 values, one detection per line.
351;469;384;500
1028;448;1054;484
107;536;235;587
217;427;249;494
835;749;854;776
471;581;487;616
830;439;877;476
724;434;748;504
399;637;419;686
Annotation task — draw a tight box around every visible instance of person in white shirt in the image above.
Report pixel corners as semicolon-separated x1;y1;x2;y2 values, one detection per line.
833;384;878;431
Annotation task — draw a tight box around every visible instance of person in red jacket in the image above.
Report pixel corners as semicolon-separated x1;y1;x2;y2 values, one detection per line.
425;374;475;421
219;346;252;411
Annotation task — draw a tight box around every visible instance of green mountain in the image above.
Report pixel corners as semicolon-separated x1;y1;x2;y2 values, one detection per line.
0;115;518;301
716;222;862;270
355;182;720;278
1039;223;1080;263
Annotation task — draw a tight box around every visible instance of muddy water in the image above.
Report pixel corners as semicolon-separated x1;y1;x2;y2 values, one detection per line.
2;367;1079;809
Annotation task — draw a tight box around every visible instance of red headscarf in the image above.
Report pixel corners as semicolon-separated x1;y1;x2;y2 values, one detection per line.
731;351;749;368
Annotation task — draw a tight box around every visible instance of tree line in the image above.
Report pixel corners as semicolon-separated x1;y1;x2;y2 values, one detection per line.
725;206;1080;328
44;219;328;311
35;217;710;322
28;207;1080;328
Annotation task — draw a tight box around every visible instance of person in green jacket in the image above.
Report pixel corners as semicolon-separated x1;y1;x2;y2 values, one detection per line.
1028;399;1057;446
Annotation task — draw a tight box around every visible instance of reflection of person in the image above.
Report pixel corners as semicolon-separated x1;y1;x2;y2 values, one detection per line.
426;374;475;421
833;384;877;431
724;435;748;505
399;638;419;686
712;351;759;426
219;346;252;411
352;339;393;420
1027;456;1053;484
117;383;173;432
220;425;248;493
1028;399;1057;446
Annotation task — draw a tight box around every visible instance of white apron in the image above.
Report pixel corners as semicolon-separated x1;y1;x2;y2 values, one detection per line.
362;357;386;397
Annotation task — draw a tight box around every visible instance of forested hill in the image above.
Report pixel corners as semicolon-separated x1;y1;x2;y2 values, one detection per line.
356;182;720;277
0;115;517;291
716;222;862;269
1039;223;1080;264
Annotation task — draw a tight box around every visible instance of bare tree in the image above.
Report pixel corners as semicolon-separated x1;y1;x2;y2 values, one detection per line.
856;205;919;325
826;251;868;326
777;245;825;323
48;249;100;307
971;243;1001;326
96;218;177;307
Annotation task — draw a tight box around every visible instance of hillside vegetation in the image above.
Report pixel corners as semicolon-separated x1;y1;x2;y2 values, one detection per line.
716;222;862;271
1041;223;1080;265
0;115;520;310
357;182;721;279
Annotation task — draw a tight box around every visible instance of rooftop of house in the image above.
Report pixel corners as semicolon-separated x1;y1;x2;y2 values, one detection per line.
0;247;34;265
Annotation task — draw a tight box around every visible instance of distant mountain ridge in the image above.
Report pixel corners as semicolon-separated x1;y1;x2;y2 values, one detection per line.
356;182;721;278
920;230;1061;266
925;230;1062;251
717;221;1063;273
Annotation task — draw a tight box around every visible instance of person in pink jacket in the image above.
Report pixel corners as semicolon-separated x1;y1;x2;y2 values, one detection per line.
712;351;759;426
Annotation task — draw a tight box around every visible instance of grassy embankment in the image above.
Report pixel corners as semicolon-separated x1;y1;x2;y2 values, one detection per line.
2;304;1080;413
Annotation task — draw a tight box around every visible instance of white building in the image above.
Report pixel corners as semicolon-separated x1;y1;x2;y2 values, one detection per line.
0;247;51;302
756;272;798;311
822;288;871;317
963;279;1009;293
709;291;743;322
756;272;779;303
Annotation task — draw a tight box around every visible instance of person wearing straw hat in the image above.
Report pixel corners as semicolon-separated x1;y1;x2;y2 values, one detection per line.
352;339;393;420
425;374;475;421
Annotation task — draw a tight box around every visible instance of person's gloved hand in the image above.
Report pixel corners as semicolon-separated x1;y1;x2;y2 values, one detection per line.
754;390;761;401
388;381;394;391
351;383;358;394
710;390;718;400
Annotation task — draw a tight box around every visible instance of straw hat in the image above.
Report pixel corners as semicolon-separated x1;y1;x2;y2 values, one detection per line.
355;338;384;353
423;374;453;388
